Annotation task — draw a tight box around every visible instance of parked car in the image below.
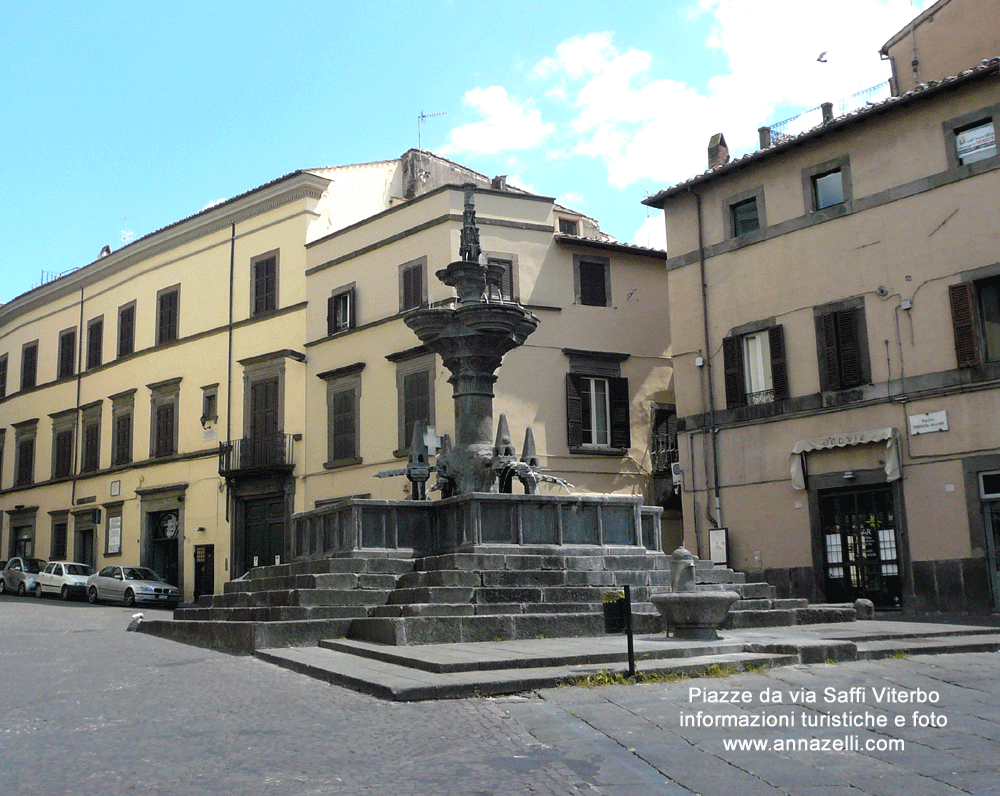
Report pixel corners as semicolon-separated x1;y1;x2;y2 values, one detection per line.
0;557;47;596
36;561;95;600
87;566;180;608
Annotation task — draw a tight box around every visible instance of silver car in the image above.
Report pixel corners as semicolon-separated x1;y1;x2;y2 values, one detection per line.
0;557;46;596
36;561;95;600
87;565;180;608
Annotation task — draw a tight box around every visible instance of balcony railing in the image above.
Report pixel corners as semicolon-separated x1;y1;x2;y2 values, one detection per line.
651;432;678;475
219;433;295;475
745;388;776;406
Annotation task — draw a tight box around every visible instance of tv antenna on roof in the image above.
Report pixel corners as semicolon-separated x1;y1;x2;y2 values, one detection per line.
418;110;447;151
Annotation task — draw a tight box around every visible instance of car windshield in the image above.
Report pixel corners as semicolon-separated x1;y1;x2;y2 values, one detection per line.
25;559;45;574
65;564;94;576
124;568;161;582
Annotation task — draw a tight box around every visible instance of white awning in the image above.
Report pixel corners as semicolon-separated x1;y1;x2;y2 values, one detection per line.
789;427;900;490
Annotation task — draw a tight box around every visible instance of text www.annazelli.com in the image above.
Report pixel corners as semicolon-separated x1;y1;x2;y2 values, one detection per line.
722;736;905;752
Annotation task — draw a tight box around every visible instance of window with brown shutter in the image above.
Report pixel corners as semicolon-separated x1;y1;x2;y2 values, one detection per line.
81;420;100;472
156;288;179;344
252;255;278;316
327;286;355;335
722;325;789;408
53;430;74;479
113;412;132;466
949;282;981;367
21;342;38;390
154;404;175;457
0;355;7;399
566;373;630;451
58;330;76;379
87;318;103;369
16;437;34;486
816;305;867;391
118;303;135;357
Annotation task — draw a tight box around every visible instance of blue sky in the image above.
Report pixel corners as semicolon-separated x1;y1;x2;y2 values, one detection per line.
0;0;928;303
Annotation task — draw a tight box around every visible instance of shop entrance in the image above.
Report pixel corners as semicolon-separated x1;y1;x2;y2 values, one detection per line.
820;485;901;608
193;544;215;602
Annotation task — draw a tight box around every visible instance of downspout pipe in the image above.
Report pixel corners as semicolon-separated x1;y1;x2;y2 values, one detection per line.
70;287;85;510
225;223;235;538
691;189;723;532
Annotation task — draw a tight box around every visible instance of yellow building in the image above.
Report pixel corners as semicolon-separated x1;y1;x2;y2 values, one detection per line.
1;151;673;602
645;12;999;613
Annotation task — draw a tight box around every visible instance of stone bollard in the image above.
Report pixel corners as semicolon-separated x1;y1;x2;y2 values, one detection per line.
854;598;875;620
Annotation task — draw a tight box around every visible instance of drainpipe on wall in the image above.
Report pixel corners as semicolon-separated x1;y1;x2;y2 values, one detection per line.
691;189;723;535
225;222;235;528
70;287;85;510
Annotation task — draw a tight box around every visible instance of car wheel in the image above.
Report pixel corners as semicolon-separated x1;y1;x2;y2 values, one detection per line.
124;589;135;607
0;579;6;595
35;584;43;598
17;583;26;596
61;585;70;601
88;586;100;605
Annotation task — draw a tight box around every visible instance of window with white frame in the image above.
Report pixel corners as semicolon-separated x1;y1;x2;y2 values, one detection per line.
327;284;356;335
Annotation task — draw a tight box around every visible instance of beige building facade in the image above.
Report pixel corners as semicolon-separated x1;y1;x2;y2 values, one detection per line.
647;49;1000;613
1;151;674;602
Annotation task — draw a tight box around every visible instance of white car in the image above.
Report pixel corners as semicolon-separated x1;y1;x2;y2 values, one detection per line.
87;565;180;608
36;561;95;600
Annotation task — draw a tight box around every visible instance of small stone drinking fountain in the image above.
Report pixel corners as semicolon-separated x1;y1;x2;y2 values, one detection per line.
650;547;740;640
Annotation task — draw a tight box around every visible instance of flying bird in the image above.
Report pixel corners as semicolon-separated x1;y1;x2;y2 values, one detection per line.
817;51;828;63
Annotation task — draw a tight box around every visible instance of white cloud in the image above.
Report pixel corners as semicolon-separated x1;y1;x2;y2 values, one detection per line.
558;190;585;207
633;212;667;250
440;86;555;155
446;2;931;189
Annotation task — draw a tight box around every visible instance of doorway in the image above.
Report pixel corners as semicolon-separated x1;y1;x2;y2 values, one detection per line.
819;485;901;608
193;544;215;601
149;509;180;587
243;496;285;572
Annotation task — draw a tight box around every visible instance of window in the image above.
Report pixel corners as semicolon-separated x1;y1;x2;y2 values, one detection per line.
803;156;852;213
149;378;181;458
558;218;580;235
955;119;996;165
110;389;135;467
13;422;37;487
815;302;869;391
252;252;278;316
20;342;38;391
949;277;1000;366
0;354;7;399
399;258;426;312
156;286;179;344
566;373;630;451
51;411;76;480
486;257;515;301
118;302;135;357
389;352;435;454
574;255;611;307
731;198;760;236
323;366;364;467
327;284;356;335
201;385;218;426
722;325;789;408
58;329;76;379
812;170;844;210
87;317;103;369
81;404;101;473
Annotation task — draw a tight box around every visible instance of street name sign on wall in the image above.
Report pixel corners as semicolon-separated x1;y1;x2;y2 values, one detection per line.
908;410;948;435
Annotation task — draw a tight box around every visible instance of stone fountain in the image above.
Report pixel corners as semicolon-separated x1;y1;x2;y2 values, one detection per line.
650;547;740;640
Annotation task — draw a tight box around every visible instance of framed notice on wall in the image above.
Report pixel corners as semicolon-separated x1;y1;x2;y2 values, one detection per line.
107;515;122;555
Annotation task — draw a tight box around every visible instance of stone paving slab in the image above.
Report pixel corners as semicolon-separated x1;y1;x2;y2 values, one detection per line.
256;645;797;701
257;620;1000;701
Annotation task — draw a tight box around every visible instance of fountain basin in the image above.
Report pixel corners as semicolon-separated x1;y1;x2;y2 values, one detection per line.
651;591;740;640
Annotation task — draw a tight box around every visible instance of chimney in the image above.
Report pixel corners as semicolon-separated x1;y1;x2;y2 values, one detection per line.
708;133;730;169
491;175;507;191
821;102;834;123
758;126;772;149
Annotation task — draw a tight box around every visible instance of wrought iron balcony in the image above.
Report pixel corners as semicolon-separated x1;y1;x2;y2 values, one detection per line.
745;388;776;406
219;433;295;476
651;432;678;475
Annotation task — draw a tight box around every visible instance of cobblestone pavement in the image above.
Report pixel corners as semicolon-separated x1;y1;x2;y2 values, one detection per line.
3;595;1000;796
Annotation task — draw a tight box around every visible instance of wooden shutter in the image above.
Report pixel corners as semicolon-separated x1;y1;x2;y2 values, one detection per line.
768;325;789;400
158;291;178;343
118;306;135;357
254;257;277;315
331;388;356;461
326;294;336;336
608;377;631;450
565;373;584;449
820;312;841;390
82;422;99;472
949;282;980;367
836;309;862;388
87;320;103;369
22;343;38;389
59;332;76;378
722;335;744;408
17;438;34;485
155;404;174;457
115;414;132;465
